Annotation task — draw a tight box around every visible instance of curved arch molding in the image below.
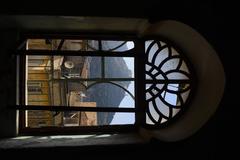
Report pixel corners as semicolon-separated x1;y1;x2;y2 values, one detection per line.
139;20;225;142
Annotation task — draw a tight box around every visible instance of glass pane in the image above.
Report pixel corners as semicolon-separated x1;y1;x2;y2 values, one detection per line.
27;80;135;108
31;80;135;108
146;113;154;125
101;40;134;52
61;40;85;51
26;110;135;128
166;72;189;80
81;83;135;108
109;112;135;125
27;56;51;72
26;110;54;127
164;84;179;106
27;39;54;50
105;57;134;78
112;81;135;97
59;56;82;79
161;58;180;72
26;55;51;106
86;40;99;51
88;57;102;78
58;40;99;51
50;81;67;106
50;56;101;79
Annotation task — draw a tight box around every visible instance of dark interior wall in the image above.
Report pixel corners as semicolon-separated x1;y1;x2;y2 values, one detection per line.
0;31;18;137
0;0;237;158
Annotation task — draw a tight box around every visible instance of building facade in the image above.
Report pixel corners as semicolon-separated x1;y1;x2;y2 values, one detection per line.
26;39;97;128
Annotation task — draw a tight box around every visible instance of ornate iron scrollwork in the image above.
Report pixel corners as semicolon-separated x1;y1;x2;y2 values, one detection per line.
145;40;192;125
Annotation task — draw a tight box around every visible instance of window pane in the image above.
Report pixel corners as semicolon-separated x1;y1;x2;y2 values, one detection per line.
27;39;53;50
105;57;134;78
86;40;99;51
53;56;101;79
101;40;134;52
27;80;135;108
61;40;99;51
112;81;135;97
54;39;99;51
50;81;66;106
88;57;102;78
57;82;134;108
26;110;134;128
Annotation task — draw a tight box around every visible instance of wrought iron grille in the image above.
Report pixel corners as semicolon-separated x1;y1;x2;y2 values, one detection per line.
15;33;194;134
145;40;193;126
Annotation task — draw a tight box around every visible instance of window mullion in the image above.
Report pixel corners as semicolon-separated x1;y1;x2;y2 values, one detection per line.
50;55;54;106
134;39;147;126
101;57;105;78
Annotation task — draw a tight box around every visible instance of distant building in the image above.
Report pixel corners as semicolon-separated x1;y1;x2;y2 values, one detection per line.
26;39;97;128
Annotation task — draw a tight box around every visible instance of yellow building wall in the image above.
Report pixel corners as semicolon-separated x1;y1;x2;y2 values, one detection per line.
27;39;53;127
26;39;97;127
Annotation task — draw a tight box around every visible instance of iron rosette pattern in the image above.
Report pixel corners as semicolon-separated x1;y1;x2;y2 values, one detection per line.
145;40;193;125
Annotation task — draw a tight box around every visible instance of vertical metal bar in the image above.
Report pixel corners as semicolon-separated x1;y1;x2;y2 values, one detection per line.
19;54;27;130
99;40;102;51
59;81;63;105
66;79;69;106
79;112;82;126
134;39;146;126
17;39;27;50
101;57;105;78
50;55;55;126
63;79;68;127
51;55;54;105
99;40;105;78
57;39;65;50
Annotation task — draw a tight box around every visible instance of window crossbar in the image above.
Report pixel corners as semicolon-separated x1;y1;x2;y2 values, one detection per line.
15;50;136;57
14;105;137;112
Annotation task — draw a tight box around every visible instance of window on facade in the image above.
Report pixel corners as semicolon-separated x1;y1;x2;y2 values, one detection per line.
16;35;193;134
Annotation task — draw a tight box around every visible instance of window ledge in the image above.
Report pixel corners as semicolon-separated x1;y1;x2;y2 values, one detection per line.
0;133;146;149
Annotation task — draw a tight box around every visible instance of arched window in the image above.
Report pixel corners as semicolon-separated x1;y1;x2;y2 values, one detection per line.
12;18;225;141
15;33;195;135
